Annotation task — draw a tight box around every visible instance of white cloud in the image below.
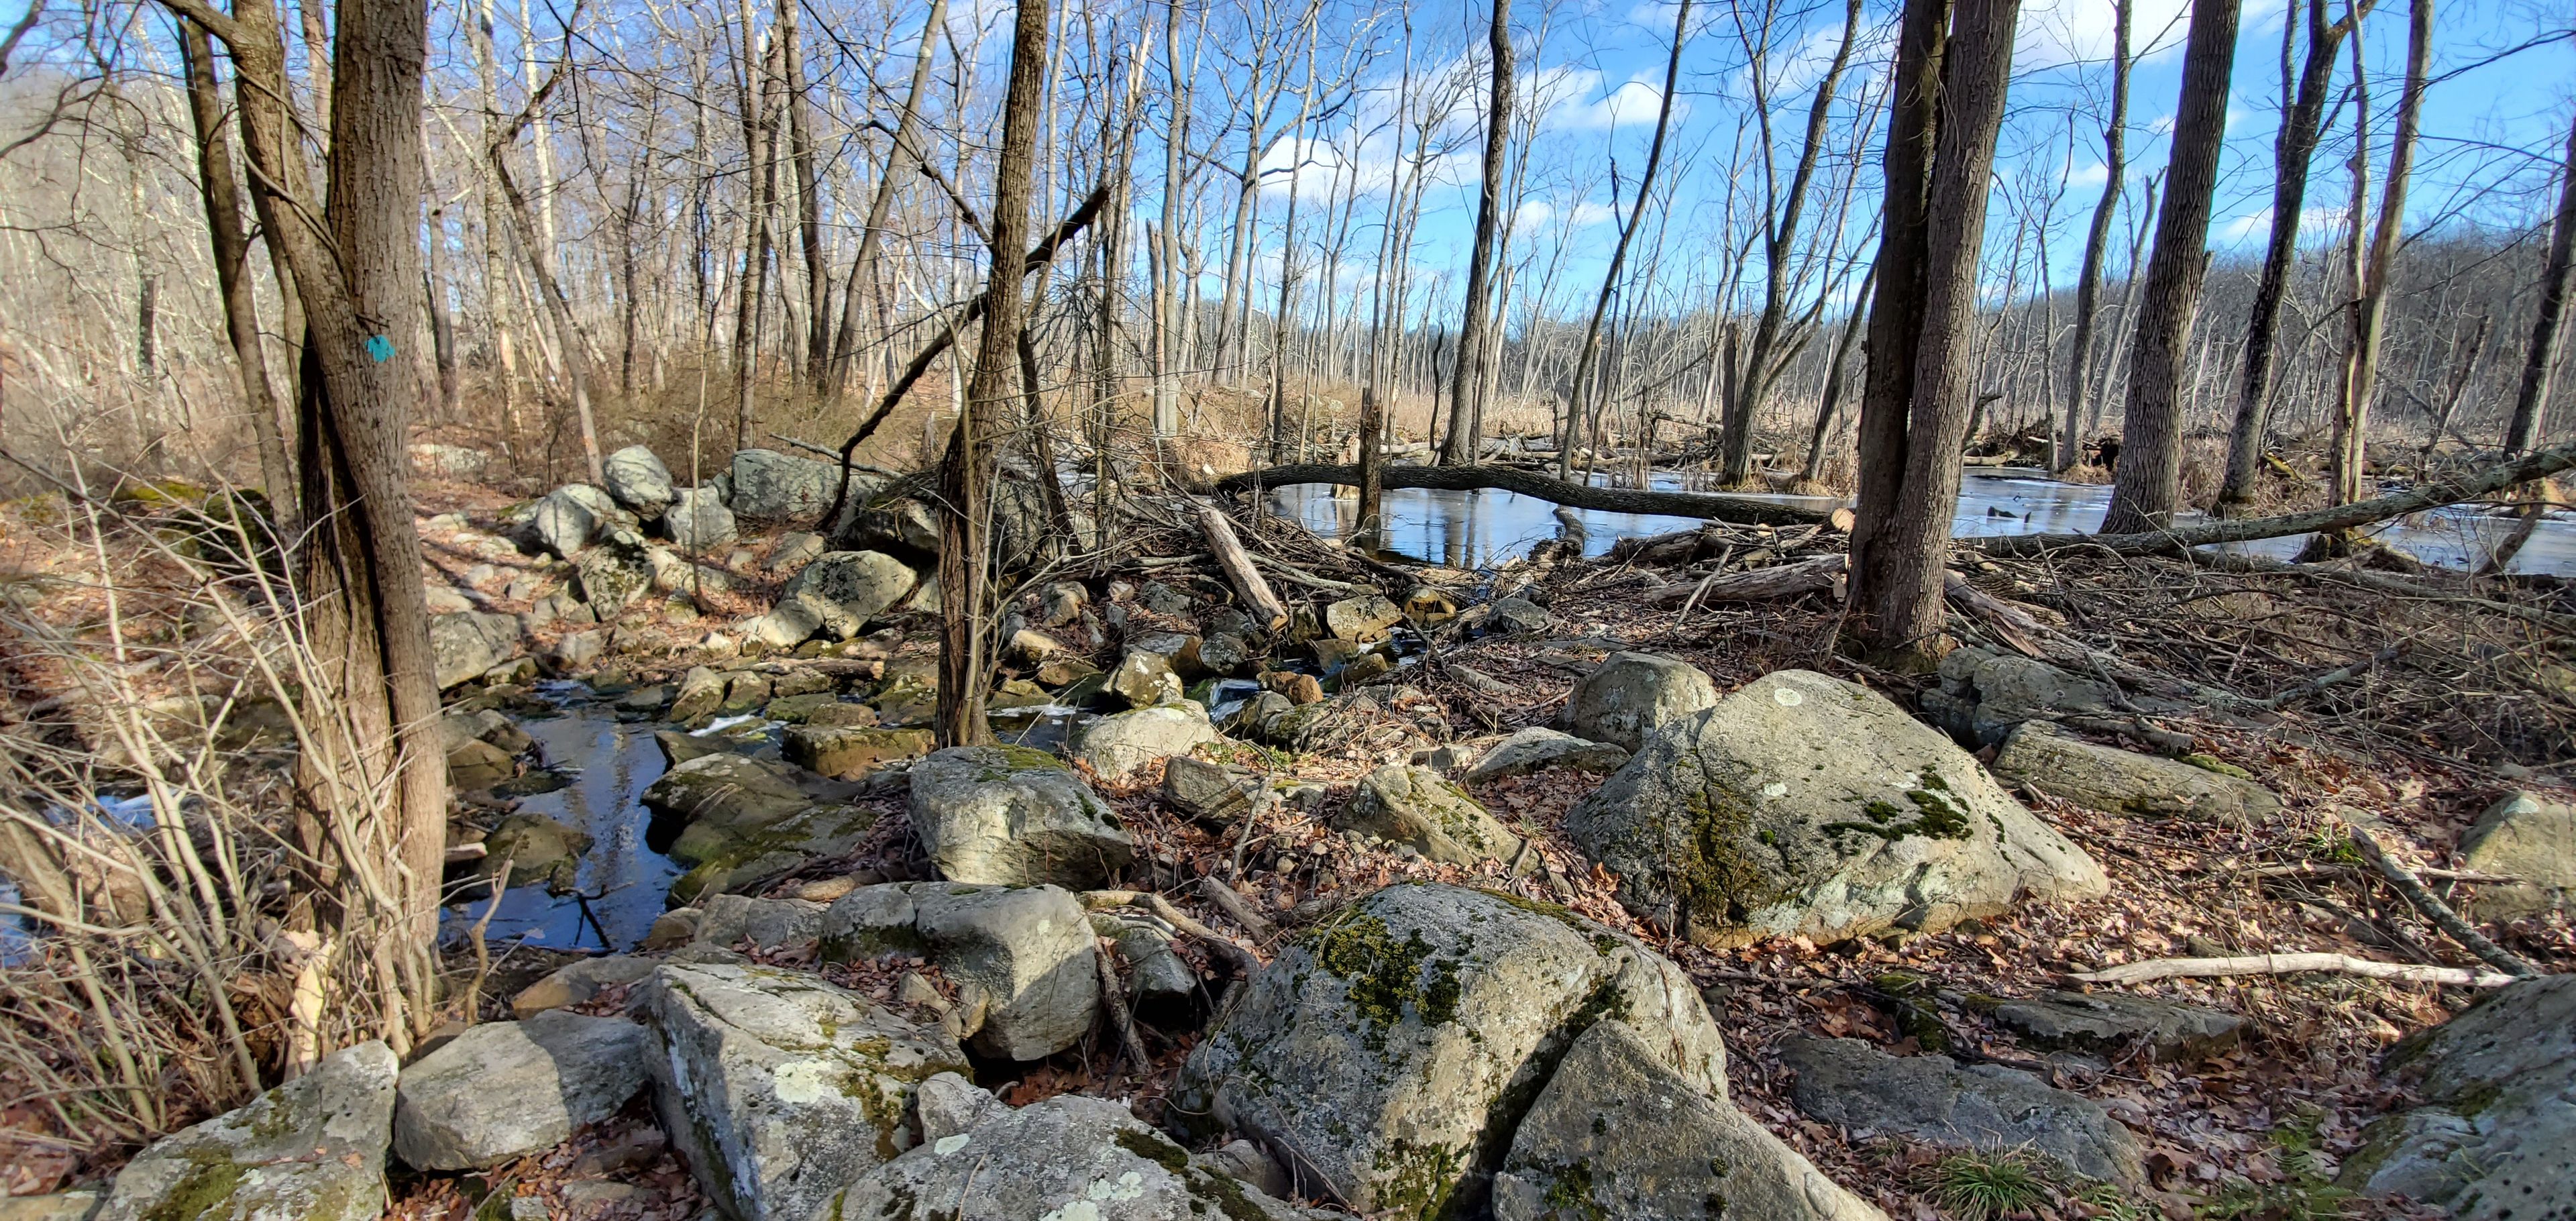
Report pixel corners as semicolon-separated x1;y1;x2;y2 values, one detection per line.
2013;0;2286;70
2063;160;2111;189
1548;78;1676;131
2146;113;2177;136
2218;203;2350;244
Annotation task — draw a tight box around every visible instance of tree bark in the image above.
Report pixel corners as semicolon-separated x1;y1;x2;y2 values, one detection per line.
2059;0;2131;473
1800;261;1875;484
1847;0;2023;665
731;7;780;449
824;0;947;399
491;70;604;485
2330;0;2431;506
1438;0;1513;467
179;17;296;510
2216;0;2361;507
2100;0;2241;535
933;0;1049;747
2504;109;2576;455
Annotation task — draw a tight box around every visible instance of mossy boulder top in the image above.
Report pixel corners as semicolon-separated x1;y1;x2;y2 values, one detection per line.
97;1041;398;1221
2340;973;2575;1221
1565;668;2107;949
907;746;1134;888
1169;882;1725;1218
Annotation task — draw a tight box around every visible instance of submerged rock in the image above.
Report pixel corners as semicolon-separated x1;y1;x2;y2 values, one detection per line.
1778;1034;2144;1186
643;963;969;1221
392;1011;650;1170
2339;974;2575;1221
1992;723;2279;827
98;1041;397;1221
908;746;1134;888
1558;651;1719;751
1171;883;1724;1216
1495;1022;1886;1221
1565;669;2107;948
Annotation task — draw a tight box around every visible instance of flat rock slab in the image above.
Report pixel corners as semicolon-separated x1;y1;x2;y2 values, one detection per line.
2339;974;2575;1221
819;1094;1327;1220
511;955;658;1018
1335;764;1523;867
1495;1021;1886;1221
393;1011;651;1170
99;1041;397;1221
1460;726;1631;784
643;963;968;1221
1992;723;2280;827
1567;670;2107;949
1778;1034;2143;1186
1988;990;2244;1065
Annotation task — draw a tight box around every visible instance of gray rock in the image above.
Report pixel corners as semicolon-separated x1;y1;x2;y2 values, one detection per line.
1325;592;1403;642
1989;990;2245;1065
1136;580;1192;615
0;1190;101;1221
1481;596;1554;635
821;883;1099;1061
478;812;592;892
1565;669;2108;948
511;955;658;1018
661;487;737;553
431;611;525;689
1069;701;1224;781
1038;581;1087;626
766;531;828;572
692;893;830;951
667;666;725;724
1494;1022;1887;1221
2339;974;2575;1220
1921;647;2132;747
425;585;476;613
1162;756;1265;825
549;629;605;670
777;550;918;641
98;1041;397;1221
1778;1034;2143;1186
1560;651;1720;752
842;498;941;555
1992;723;2281;827
1226;690;1295;739
727;447;861;523
529;484;624;558
784;725;934;780
1105;649;1183;708
908;747;1134;888
1171;883;1725;1216
910;1071;1002;1143
1336;765;1523;867
1095;915;1198;1010
2455;791;2576;918
1199;633;1254;676
601;445;676;517
819;1094;1327;1221
574;529;655;615
641;754;875;904
1460;727;1631;784
643;963;969;1221
1199;1140;1293;1202
1126;629;1207;678
392;1012;651;1170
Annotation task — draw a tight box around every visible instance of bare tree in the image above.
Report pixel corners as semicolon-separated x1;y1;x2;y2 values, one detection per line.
178;16;294;509
2504;108;2576;455
2329;0;2432;505
2102;0;2242;535
2059;0;2131;472
1437;0;1512;467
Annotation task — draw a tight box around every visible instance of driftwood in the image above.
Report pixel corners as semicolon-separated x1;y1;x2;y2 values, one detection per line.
1197;875;1278;942
2066;951;2518;988
2348;827;2540;977
1977;437;2576;558
1191;500;1289;631
1211;462;1829;527
1080;888;1264;978
1646;554;1845;605
1092;943;1152;1071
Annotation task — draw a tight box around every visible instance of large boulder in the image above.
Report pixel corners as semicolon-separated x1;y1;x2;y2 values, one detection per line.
1778;1035;2144;1186
573;529;655;615
1336;765;1523;867
1460;727;1631;784
661;487;737;553
1494;1022;1886;1221
429;610;523;689
1558;651;1719;751
784;725;934;780
1170;883;1725;1216
641;754;876;904
1565;669;2108;948
97;1041;396;1221
821;883;1099;1061
908;746;1134;888
727;447;857;523
644;963;969;1221
392;1011;650;1170
1068;702;1223;780
1992;723;2280;827
527;484;623;558
2455;791;2576;919
776;550;918;641
2339;974;2575;1220
817;1094;1326;1221
601;445;676;518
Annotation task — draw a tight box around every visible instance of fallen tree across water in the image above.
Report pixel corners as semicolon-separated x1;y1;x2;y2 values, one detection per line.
1212;462;1830;527
1976;438;2576;558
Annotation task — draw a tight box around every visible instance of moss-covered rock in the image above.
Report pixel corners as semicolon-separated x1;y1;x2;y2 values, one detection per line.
908;747;1132;888
1558;651;1718;752
97;1041;396;1221
1336;765;1524;867
2338;974;2575;1221
1564;669;2107;949
1169;883;1725;1219
1992;722;2280;827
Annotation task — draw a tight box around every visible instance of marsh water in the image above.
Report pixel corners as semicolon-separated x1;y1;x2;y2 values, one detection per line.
1265;467;2576;576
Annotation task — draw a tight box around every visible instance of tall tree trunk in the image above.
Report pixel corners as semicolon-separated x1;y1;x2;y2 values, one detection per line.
1438;0;1514;467
1801;260;1875;484
1555;0;1690;480
824;0;947;399
782;0;827;396
2059;0;2131;473
180;17;296;509
2506;110;2576;454
2101;0;2242;535
1725;0;1862;484
1847;0;2021;666
492;73;604;484
934;0;1049;747
2330;0;2431;505
732;9;780;450
2216;0;2360;507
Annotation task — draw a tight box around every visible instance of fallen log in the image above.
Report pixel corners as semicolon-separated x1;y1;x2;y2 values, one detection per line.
2065;951;2518;988
1645;554;1845;605
1976;437;2576;558
1191;500;1289;632
2349;827;2539;978
2179;550;2576;634
1212;462;1829;527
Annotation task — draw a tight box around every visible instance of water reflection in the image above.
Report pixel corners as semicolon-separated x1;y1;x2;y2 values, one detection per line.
1266;468;2575;576
439;705;678;954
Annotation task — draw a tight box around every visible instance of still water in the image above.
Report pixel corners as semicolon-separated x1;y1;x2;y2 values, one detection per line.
1266;468;2576;576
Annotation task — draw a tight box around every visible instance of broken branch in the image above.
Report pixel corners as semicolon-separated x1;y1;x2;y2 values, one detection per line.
2066;951;2519;988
